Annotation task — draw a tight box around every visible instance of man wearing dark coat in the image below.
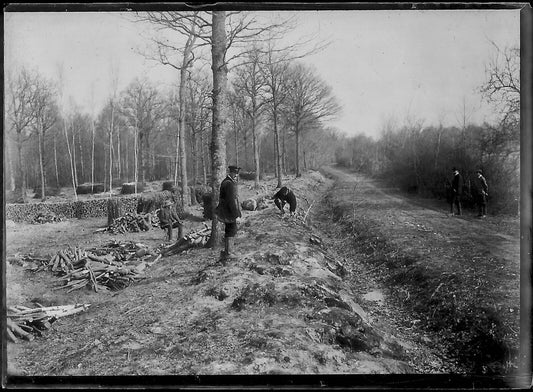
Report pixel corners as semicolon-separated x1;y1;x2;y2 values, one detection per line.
158;200;183;241
472;169;489;218
272;186;297;215
450;167;463;216
216;165;242;259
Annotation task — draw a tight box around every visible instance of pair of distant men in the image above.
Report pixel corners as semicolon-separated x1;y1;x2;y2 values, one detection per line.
450;167;489;218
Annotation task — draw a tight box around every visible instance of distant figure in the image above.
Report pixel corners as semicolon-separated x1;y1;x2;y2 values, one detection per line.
158;200;183;242
272;186;297;215
450;167;463;216
472;169;489;218
216;165;242;260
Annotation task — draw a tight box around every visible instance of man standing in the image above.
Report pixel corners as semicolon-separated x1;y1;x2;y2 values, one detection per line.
450;167;463;216
216;165;242;259
472;169;489;218
158;200;183;242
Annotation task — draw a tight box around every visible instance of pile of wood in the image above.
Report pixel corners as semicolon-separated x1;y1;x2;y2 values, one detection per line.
161;224;210;256
24;242;161;292
7;303;90;343
32;211;63;224
106;211;159;234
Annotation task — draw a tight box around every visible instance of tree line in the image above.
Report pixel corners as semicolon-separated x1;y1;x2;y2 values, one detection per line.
334;44;520;215
5;11;341;208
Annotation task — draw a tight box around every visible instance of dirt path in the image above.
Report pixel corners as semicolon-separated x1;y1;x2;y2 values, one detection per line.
317;166;520;375
4;168;521;385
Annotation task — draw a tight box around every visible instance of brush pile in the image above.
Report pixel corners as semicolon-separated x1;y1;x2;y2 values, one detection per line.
107;211;160;233
22;242;161;293
6;304;91;343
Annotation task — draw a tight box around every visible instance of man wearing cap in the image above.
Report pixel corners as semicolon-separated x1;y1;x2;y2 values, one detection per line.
158;200;183;242
450;167;463;216
472;169;489;218
216;165;242;259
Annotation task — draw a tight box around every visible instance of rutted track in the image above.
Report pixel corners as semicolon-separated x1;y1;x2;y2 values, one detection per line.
313;166;520;375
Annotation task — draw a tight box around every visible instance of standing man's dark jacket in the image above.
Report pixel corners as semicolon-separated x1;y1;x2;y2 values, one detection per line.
217;175;242;223
452;171;463;196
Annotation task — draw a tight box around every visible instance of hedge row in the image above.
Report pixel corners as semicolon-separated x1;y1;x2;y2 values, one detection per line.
6;196;139;223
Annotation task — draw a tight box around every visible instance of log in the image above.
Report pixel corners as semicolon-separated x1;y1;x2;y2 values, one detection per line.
7;318;34;341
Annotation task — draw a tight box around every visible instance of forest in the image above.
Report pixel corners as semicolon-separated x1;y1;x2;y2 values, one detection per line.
5;11;519;216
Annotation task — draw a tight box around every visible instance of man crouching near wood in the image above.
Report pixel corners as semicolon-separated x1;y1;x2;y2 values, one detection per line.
216;165;242;260
158;200;183;242
272;186;297;216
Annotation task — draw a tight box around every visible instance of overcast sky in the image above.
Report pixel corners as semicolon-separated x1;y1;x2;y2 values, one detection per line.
4;9;520;139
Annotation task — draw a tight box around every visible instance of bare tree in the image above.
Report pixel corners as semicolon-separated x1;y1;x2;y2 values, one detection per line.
284;62;341;177
6;67;39;202
231;47;269;188
121;78;164;184
31;76;58;201
480;43;520;128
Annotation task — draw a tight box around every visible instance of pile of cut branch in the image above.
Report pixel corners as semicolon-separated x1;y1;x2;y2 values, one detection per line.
7;303;90;343
105;211;160;234
23;243;161;292
161;224;210;257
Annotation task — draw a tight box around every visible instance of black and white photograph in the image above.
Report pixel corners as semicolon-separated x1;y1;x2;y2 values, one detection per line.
3;3;530;389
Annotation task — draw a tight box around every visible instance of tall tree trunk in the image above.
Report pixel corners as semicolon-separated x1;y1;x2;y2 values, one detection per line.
207;10;227;248
295;123;301;177
243;106;248;169
134;120;138;193
38;126;46;201
234;116;239;166
273;104;283;188
200;128;207;185
282;124;286;175
174;132;180;186
54;135;60;188
6;138;16;192
91;119;95;188
78;129;84;183
63;119;78;200
72;131;78;187
109;107;114;195
252;115;260;189
117;126;121;180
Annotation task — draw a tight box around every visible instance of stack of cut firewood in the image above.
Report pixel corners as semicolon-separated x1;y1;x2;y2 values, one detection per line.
7;303;90;343
107;211;160;234
23;243;161;292
161;224;211;257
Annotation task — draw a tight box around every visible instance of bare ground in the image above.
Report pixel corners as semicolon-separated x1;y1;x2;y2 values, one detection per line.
3;167;523;387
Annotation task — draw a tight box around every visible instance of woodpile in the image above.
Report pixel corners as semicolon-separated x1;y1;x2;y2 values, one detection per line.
6;304;91;343
6;196;139;223
106;211;159;234
22;242;161;293
161;224;210;257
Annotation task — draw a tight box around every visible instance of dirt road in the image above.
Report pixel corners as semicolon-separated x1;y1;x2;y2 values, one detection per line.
4;168;522;387
316;166;520;375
